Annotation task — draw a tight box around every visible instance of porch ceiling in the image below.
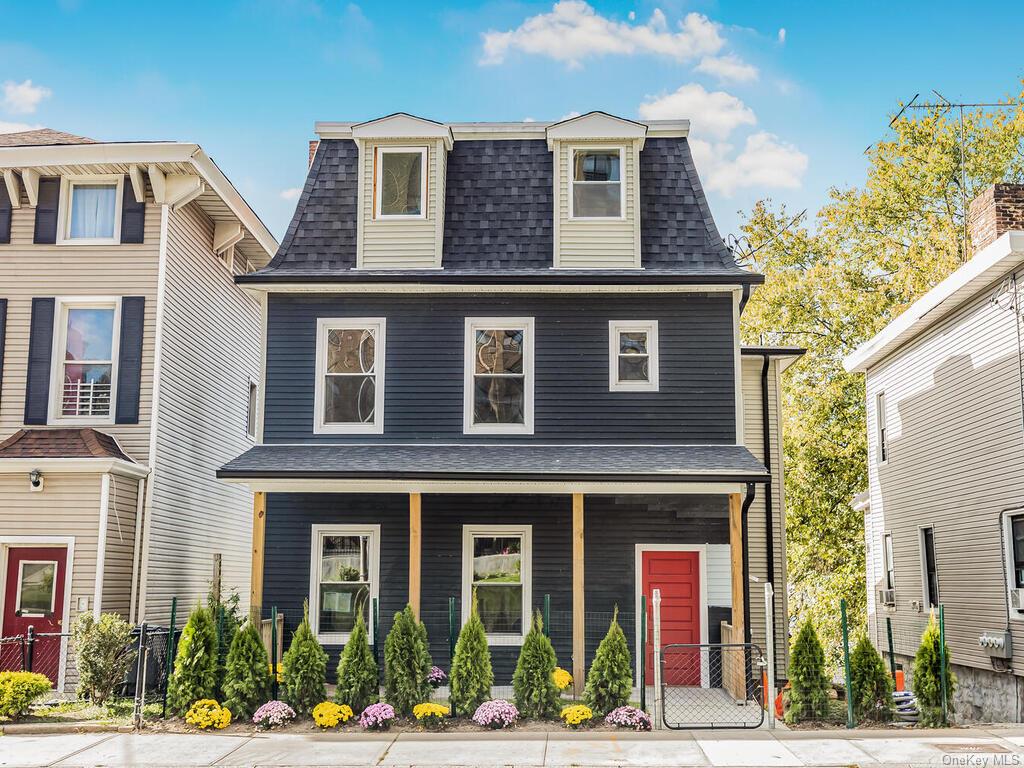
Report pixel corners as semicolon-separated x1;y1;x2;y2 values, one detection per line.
217;443;769;484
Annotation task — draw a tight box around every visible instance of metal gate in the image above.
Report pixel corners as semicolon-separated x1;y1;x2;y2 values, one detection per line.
659;643;766;729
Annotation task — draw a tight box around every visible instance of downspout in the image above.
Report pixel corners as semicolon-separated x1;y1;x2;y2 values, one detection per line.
741;482;755;646
761;355;776;603
739;283;752;314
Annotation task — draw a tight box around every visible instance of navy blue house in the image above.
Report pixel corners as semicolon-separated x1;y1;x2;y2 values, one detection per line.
219;112;800;693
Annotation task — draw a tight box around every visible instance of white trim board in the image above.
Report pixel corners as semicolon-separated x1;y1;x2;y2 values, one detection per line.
220;479;748;495
239;283;746;296
0;458;149;479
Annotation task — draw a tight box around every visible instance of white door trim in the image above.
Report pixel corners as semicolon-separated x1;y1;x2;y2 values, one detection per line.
634;543;709;688
0;536;76;692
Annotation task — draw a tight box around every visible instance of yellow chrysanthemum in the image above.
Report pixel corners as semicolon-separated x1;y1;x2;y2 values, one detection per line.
413;702;450;720
185;699;232;730
312;701;353;729
552;667;574;691
560;704;593;728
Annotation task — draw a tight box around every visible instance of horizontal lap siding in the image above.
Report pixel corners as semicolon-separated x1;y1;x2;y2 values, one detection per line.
264;293;735;443
865;269;1024;672
100;475;140;618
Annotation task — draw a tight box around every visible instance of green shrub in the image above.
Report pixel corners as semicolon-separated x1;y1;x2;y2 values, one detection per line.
913;612;956;727
281;605;328;715
0;671;52;719
384;604;432;716
785;619;830;724
584;606;632;714
222;621;272;721
849;634;893;722
208;590;242;699
449;593;493;715
512;611;560;719
167;604;218;716
335;612;378;713
70;612;137;706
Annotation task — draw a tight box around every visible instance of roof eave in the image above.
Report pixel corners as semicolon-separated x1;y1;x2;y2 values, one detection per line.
235;271;765;287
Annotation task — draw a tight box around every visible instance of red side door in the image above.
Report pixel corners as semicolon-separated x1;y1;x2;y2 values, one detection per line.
2;547;67;683
642;549;702;685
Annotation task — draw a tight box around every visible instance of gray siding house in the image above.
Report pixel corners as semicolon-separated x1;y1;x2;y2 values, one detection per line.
846;184;1024;722
219;112;798;694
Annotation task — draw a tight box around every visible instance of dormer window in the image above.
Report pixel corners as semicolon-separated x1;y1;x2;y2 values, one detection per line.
58;175;123;245
570;148;623;219
375;147;427;219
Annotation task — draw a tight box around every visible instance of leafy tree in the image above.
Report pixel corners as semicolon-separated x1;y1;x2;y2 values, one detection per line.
222;621;272;720
71;612;137;706
583;607;632;714
167;604;218;716
383;605;432;716
281;605;328;715
335;612;378;713
739;89;1024;666
849;634;893;722
913;612;956;727
785;620;830;724
512;611;559;719
449;593;493;715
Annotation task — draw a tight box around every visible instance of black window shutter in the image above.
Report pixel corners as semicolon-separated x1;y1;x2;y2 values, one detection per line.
120;176;145;244
24;297;55;425
0;299;7;406
115;296;145;424
0;182;11;244
33;178;60;244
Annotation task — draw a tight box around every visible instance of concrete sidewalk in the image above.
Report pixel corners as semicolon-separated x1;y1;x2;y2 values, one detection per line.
4;727;1024;768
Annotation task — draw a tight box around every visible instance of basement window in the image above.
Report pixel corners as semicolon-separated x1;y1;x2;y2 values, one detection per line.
375;146;427;218
462;525;532;645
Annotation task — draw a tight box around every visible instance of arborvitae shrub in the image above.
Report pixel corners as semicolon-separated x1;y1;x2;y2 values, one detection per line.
384;605;432;716
335;612;379;713
449;594;493;715
71;612;137;706
584;607;632;714
222;621;272;720
281;605;328;715
168;604;218;716
512;611;560;719
785;619;830;724
208;590;242;699
849;634;893;723
913;612;956;727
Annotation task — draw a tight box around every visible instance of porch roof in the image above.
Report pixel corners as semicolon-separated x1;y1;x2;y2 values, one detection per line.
217;443;769;484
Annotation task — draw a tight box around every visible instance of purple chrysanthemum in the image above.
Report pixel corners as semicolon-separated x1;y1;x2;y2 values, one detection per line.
428;665;448;687
472;699;519;729
604;706;652;731
359;702;396;730
252;700;296;730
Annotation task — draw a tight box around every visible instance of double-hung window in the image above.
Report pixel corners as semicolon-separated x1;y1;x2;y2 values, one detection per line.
314;318;385;434
51;299;120;422
58;175;123;244
919;526;939;608
309;524;379;643
375;146;427;218
876;392;888;464
462;525;531;645
883;533;895;591
570;147;623;218
464;317;534;434
608;320;659;391
1011;516;1024;590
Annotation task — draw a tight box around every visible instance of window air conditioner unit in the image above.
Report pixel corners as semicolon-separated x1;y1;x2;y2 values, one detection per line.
1009;588;1024;611
878;588;896;607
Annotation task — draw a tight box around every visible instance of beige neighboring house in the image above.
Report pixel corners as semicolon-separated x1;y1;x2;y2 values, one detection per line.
0;129;276;691
845;184;1024;722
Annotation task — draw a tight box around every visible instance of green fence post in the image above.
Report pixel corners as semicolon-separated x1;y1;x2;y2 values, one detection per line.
939;604;949;726
886;616;896;680
840;599;854;729
543;594;550;638
270;606;279;700
372;598;380;678
448;596;458;716
640;594;647;713
162;596;177;718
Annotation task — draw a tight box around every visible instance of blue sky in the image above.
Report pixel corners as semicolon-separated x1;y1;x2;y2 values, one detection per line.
1;0;1021;243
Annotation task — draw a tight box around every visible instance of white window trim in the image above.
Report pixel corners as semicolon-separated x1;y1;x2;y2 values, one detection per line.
568;145;626;221
308;524;381;644
374;145;428;220
876;392;888;465
1002;511;1024;621
313;318;386;435
461;524;532;646
918;525;938;609
246;378;258;441
48;297;122;426
608;320;659;392
13;559;59;617
463;317;535;435
882;532;895;591
57;174;124;246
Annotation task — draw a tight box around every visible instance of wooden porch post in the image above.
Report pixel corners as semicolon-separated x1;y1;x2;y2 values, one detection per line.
409;492;422;618
572;492;585;695
250;492;266;612
728;492;745;641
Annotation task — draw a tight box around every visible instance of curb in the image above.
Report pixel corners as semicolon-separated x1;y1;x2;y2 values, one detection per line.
0;722;134;735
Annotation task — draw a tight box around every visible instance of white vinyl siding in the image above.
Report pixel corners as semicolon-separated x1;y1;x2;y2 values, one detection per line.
357;139;443;269
553;139;640;269
864;266;1024;672
99;475;140;618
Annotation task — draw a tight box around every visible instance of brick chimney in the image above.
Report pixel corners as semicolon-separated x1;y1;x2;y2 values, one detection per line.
968;183;1024;253
308;140;319;168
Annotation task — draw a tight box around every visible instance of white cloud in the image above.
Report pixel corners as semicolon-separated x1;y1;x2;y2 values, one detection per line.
523;117;537;122
778;27;786;44
559;110;581;121
691;131;807;196
639;83;755;139
0;121;41;134
480;1;724;67
696;54;759;83
279;187;303;200
2;80;52;114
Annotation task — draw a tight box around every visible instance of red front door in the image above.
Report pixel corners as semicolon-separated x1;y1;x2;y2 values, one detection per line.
2;547;67;683
642;549;702;685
